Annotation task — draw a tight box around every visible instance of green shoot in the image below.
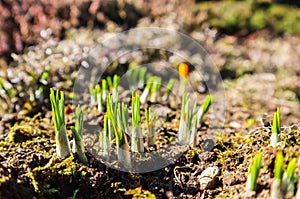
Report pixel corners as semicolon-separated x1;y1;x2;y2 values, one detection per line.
71;105;88;163
145;107;157;146
102;79;108;103
271;156;284;199
101;114;111;159
106;74;119;102
138;67;147;89
162;78;176;102
150;76;162;102
178;93;192;144
107;76;113;90
89;84;103;112
274;151;284;181
246;152;262;191
89;84;101;104
189;115;198;148
140;77;153;104
111;75;119;103
128;68;139;90
50;88;71;158
131;93;144;153
271;107;281;147
35;69;50;103
97;91;103;113
196;95;212;126
282;158;296;194
117;103;129;134
106;95;131;168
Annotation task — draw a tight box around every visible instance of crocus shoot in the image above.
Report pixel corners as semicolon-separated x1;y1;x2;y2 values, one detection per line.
106;95;131;168
271;107;281;147
138;67;147;89
145;107;157;146
178;93;193;144
189;115;198;148
102;79;108;103
270;151;284;199
246;152;262;191
117;102;129;135
131;93;144;153
282;158;297;194
50;88;71;158
100;114;111;159
162;78;176;102
140;77;153;104
150;76;162;102
107;74;120;103
196;95;212;126
71;105;88;163
89;84;101;105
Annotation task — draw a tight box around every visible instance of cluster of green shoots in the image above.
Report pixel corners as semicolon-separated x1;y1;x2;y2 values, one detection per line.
128;67;147;90
270;107;281;147
178;94;212;147
52;66;212;168
246;152;262;191
270;151;298;199
100;92;158;168
89;74;120;112
50;88;87;163
272;151;297;196
246;150;297;195
127;67;176;104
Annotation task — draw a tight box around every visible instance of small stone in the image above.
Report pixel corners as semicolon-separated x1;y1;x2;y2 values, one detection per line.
229;121;241;129
198;166;220;190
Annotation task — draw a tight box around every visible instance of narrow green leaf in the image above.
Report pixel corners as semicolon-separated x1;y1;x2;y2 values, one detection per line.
274;151;284;180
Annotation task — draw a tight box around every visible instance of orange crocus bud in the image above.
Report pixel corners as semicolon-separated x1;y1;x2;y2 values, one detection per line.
179;63;189;79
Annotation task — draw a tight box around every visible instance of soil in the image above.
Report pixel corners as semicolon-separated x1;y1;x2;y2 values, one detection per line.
1;1;300;199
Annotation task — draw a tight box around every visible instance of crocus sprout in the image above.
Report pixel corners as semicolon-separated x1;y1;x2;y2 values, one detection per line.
282;158;297;194
128;68;139;90
108;74;120;103
140;76;153;104
150;76;162;102
270;151;284;199
131;93;144;153
138;67;147;89
71;105;88;163
106;95;131;168
189;115;198;148
246;152;262;191
145;107;157;146
274;151;284;181
178;93;193;144
196;95;212;127
89;84;101;105
50;88;71;158
117;102;129;134
100;114;111;159
102;79;108;103
271;107;281;147
163;78;176;102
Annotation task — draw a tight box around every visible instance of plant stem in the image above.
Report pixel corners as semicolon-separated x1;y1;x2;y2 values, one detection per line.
50;88;71;158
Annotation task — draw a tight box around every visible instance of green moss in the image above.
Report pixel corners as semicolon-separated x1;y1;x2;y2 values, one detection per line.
25;154;88;196
192;1;300;35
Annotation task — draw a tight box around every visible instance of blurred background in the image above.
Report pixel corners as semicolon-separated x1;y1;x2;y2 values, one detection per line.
0;0;300;126
1;0;300;57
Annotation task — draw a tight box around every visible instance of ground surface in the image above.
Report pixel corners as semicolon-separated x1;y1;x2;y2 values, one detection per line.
0;1;300;199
